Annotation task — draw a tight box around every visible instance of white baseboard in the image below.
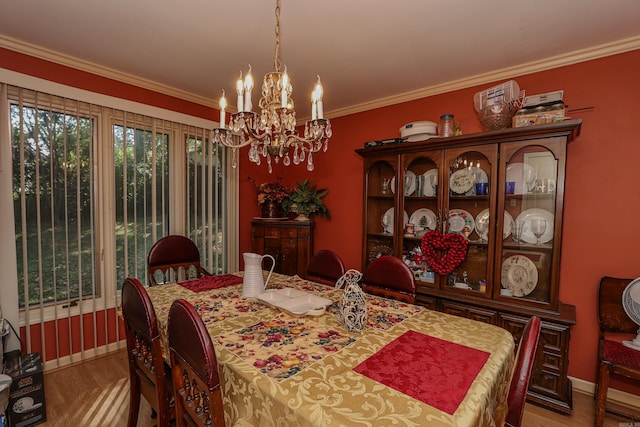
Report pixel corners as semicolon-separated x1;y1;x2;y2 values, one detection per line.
42;340;126;372
570;376;640;410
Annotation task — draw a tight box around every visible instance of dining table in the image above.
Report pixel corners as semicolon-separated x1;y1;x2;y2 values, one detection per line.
144;272;515;427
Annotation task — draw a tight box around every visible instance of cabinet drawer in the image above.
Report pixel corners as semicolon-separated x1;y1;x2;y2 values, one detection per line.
440;301;498;325
538;323;569;353
531;370;562;396
264;227;282;238
415;295;437;310
540;349;562;374
281;228;298;238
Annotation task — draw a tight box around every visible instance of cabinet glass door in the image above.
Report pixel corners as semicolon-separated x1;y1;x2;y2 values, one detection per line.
363;157;397;268
401;152;441;288
498;141;562;308
442;146;497;295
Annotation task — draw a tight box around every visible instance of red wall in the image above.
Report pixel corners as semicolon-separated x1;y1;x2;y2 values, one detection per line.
4;47;640;392
238;49;640;394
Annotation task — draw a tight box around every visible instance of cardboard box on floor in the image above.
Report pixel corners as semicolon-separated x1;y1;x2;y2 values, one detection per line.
4;353;46;427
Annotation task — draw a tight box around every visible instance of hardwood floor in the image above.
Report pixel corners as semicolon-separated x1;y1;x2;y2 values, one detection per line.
36;349;635;426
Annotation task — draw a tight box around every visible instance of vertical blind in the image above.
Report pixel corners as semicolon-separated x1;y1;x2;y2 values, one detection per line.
7;84;230;368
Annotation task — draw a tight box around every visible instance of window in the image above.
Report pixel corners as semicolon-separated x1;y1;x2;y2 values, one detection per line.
11;94;97;308
6;83;235;365
112;114;170;286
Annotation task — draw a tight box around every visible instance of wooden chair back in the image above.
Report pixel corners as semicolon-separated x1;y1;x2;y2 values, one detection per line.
594;276;640;426
148;235;211;286
122;277;174;427
168;299;226;427
361;255;416;304
306;249;346;286
505;315;541;427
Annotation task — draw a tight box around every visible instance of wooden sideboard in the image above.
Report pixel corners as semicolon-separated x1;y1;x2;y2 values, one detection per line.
251;219;314;277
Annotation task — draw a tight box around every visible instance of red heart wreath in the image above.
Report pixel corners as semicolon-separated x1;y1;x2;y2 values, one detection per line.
421;231;469;276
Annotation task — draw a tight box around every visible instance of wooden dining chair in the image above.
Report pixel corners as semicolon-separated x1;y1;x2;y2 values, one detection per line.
121;277;175;427
361;255;416;303
168;298;226;427
504;315;541;427
305;249;346;286
147;235;211;286
594;276;640;427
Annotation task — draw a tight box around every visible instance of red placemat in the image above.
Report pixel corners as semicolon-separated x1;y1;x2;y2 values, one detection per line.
177;274;243;292
353;330;490;415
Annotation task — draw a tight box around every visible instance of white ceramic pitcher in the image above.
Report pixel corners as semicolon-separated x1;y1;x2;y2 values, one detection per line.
242;252;275;297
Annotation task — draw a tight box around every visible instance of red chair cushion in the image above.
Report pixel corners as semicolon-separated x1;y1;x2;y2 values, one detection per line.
604;339;640;370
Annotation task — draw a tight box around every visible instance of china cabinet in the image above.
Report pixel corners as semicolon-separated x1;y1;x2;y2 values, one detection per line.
251;219;314;277
356;119;582;414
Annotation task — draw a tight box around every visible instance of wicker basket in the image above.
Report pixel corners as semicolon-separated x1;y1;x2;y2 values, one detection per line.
479;112;515;130
478;99;522;130
477;90;525;131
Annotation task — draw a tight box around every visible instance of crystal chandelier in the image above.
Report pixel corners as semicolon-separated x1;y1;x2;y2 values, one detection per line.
212;0;332;173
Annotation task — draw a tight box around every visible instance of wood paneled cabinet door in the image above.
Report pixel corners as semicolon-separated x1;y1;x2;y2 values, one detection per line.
356;120;582;414
251;219;314;277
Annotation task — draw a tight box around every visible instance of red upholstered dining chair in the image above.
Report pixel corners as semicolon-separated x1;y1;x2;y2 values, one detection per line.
168;298;226;427
305;249;346;286
504;315;541;427
148;235;211;286
361;255;416;304
121;277;175;427
595;276;640;427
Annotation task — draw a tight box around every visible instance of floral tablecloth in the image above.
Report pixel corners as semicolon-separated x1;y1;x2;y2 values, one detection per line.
145;272;514;427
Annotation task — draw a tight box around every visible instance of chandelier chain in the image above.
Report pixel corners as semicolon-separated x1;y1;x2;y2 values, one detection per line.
274;0;281;72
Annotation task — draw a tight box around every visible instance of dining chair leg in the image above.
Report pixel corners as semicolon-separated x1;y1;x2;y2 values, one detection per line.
595;361;610;427
127;382;141;427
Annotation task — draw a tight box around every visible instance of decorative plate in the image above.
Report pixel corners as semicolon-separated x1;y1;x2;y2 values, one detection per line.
474;209;514;240
501;254;538;297
382;207;409;235
447;209;475;238
409;208;437;232
506;162;537;195
369;244;393;262
391;170;416;196
449;169;474;194
515;208;554;244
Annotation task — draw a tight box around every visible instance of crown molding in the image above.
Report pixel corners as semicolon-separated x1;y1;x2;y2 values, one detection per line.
328;36;640;119
2;34;639;119
0;34;216;108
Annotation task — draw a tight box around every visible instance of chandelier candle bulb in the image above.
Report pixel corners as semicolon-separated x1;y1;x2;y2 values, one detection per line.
219;90;227;128
311;97;317;120
281;69;289;108
314;76;324;119
244;66;254;112
236;72;244;111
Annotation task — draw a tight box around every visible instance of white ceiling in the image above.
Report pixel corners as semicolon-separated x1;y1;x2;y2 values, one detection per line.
1;0;639;119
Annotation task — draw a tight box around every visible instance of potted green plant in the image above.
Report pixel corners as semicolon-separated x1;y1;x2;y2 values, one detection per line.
282;179;331;220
